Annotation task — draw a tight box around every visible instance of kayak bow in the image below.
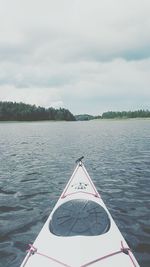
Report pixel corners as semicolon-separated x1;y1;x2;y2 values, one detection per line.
21;159;140;267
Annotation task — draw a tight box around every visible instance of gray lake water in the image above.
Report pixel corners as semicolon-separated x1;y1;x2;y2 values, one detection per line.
0;119;150;267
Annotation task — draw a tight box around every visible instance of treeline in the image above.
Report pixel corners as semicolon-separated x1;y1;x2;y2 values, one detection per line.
75;114;95;121
0;102;149;121
0;101;76;121
76;110;150;121
75;114;102;121
102;110;150;119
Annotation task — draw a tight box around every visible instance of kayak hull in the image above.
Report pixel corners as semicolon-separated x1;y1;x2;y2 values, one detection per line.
21;162;140;267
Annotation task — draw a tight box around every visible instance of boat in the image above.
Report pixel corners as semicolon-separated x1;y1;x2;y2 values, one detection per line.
21;157;140;267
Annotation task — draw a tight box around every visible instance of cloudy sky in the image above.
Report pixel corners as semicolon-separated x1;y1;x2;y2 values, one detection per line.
0;0;150;115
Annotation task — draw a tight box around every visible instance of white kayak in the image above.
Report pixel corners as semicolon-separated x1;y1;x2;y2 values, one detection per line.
21;158;140;267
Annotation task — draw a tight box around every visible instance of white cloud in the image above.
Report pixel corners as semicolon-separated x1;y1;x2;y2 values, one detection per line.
0;86;63;108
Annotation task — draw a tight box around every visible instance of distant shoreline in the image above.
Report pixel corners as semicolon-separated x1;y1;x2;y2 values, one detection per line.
75;111;150;121
0;101;150;121
0;118;150;123
97;117;150;121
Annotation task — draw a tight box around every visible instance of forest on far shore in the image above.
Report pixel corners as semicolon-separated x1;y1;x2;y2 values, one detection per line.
0;101;75;121
0;101;150;121
101;110;150;119
75;110;150;120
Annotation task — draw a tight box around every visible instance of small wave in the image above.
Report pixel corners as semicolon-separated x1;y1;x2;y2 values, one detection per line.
0;251;16;266
143;227;150;234
0;188;16;195
136;243;150;253
0;211;39;238
0;206;23;212
14;191;22;198
21;178;37;183
19;191;50;200
27;172;41;176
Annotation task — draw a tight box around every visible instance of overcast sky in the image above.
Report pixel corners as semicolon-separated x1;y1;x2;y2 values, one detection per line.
0;0;150;115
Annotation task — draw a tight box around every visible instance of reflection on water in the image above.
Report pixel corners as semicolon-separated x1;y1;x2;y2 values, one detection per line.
0;119;150;267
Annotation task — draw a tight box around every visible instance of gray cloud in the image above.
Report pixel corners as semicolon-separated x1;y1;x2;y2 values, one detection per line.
0;0;150;113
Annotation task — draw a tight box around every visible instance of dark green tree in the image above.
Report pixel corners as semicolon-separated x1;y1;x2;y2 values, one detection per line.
0;101;76;121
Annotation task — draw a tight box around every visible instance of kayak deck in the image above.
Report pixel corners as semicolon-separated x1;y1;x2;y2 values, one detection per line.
21;161;140;267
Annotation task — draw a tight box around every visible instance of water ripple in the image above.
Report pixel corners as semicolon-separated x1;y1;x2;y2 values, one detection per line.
0;119;150;267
